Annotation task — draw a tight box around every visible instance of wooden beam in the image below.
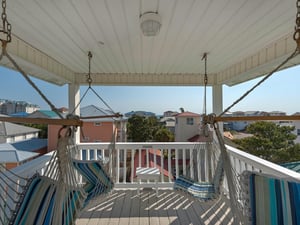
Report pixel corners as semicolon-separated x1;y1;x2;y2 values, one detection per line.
80;113;123;120
0;117;83;126
215;115;300;122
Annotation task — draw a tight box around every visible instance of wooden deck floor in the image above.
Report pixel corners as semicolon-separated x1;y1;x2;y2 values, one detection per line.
76;189;235;225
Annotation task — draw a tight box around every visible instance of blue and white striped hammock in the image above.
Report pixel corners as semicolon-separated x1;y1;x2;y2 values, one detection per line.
174;153;223;201
73;159;114;206
0;128;114;225
242;171;300;225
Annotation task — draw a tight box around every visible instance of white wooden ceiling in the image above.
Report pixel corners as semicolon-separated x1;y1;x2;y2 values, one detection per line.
1;0;299;87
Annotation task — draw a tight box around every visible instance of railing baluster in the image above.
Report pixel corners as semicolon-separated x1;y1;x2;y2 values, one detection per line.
116;149;120;183
146;149;149;168
175;148;179;179
168;148;172;182
161;149;164;183
123;149;127;184
183;149;186;176
87;149;90;160
138;149;141;168
154;149;157;167
197;146;201;182
131;149;134;183
190;148;194;180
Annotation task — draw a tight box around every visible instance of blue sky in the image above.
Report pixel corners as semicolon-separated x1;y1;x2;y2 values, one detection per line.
0;65;299;115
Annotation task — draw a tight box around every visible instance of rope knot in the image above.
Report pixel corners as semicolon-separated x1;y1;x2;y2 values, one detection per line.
202;113;216;126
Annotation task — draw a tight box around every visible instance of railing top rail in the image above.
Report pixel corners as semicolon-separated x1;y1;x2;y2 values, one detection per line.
77;142;211;149
226;145;300;181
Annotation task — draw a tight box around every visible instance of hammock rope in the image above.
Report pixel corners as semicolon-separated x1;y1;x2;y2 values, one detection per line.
0;128;85;225
70;51;121;119
0;7;117;219
196;2;300;224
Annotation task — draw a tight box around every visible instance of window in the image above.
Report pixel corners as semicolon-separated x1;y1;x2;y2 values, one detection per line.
186;117;194;125
94;122;102;126
297;129;300;136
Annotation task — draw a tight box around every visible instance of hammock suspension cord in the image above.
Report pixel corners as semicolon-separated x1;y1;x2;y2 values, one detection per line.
200;2;300;224
202;52;208;116
70;51;121;119
200;52;211;137
69;51;121;142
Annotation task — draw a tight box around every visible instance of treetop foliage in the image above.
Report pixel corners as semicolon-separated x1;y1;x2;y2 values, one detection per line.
233;121;300;164
127;115;174;142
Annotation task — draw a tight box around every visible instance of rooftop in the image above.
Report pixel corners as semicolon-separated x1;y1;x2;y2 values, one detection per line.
0;119;40;137
0;143;38;162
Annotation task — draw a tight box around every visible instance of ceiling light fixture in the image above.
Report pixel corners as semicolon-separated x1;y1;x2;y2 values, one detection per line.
140;12;161;37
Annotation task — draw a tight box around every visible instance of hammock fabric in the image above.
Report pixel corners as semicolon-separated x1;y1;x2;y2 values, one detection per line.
72;159;114;206
1;133;88;225
9;174;85;225
174;155;223;200
242;171;300;225
0;130;114;225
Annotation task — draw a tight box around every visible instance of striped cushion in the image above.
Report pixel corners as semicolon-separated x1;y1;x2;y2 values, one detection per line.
174;175;216;200
73;160;113;205
242;171;300;225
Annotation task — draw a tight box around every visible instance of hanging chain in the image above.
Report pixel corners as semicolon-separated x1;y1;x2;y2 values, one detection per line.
0;0;11;45
86;51;93;87
294;0;300;49
202;52;208;115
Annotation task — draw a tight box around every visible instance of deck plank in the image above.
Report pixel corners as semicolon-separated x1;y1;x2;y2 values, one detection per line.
76;189;234;225
129;190;140;225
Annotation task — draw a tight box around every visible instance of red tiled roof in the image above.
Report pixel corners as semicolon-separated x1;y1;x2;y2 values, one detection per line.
176;111;201;117
187;133;212;142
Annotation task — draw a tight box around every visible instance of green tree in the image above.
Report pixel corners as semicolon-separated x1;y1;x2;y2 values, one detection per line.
127;115;174;142
127;115;151;141
147;116;160;140
233;121;297;163
154;127;174;142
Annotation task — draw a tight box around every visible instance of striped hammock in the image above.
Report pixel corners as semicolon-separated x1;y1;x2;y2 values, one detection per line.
73;159;114;206
0;127;114;225
242;171;300;225
174;154;223;201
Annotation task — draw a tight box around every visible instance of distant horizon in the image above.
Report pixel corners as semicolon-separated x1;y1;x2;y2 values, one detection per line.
1;97;299;117
0;64;299;116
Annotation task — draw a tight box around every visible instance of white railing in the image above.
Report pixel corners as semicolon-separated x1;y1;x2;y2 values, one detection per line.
6;142;300;190
77;142;300;189
226;145;300;181
76;142;219;188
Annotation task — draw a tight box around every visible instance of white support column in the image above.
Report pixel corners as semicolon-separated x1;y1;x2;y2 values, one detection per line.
68;83;80;144
212;84;223;132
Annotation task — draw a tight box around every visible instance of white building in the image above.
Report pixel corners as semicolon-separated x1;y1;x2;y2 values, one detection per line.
175;111;201;142
0;99;40;115
0;115;40;144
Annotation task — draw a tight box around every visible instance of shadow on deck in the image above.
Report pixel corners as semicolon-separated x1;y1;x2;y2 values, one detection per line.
76;189;234;225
